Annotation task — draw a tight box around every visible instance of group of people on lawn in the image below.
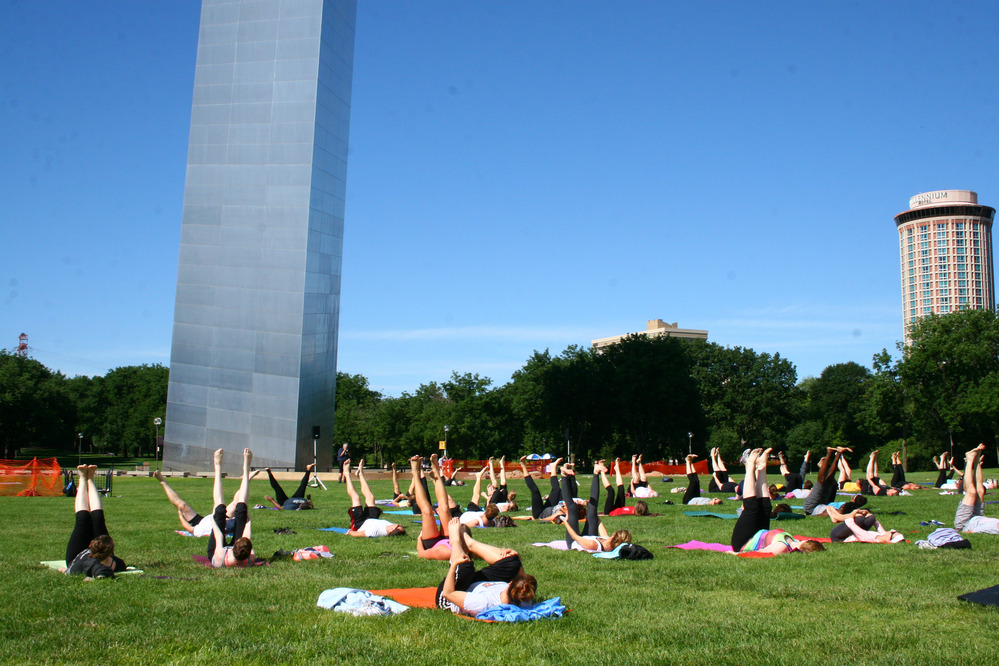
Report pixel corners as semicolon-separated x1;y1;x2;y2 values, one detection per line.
61;442;997;616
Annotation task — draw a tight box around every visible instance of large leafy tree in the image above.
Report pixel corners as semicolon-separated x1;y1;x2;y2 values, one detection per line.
808;362;874;453
332;372;382;461
899;308;999;449
596;334;702;460
0;351;75;457
98;364;168;456
685;341;799;458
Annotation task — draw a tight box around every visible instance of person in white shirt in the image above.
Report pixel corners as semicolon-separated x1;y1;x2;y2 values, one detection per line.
436;518;537;616
343;459;405;538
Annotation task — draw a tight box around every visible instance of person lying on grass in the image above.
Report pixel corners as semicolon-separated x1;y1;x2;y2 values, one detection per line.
955;444;999;534
263;464;315;510
858;450;897;496
681;454;723;506
561;461;632;553
154;468;254;536
207;448;257;568
731;448;824;555
629;454;658;498
437;517;537;617
778;450;809;492
61;465;126;579
517;456;585;523
412;454;458;561
803;446;852;517
829;510;904;543
708;447;739;493
481;456;518;512
344;459;406;538
888;451;922;491
602;458;652;516
459;465;501;528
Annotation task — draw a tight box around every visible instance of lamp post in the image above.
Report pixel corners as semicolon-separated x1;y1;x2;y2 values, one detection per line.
443;425;449;459
688;432;693;456
77;433;83;465
153;418;162;467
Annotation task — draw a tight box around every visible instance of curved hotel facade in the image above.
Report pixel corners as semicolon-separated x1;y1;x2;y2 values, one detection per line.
894;190;995;342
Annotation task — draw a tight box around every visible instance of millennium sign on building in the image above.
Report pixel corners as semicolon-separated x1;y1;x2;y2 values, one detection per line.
894;190;996;344
164;0;356;474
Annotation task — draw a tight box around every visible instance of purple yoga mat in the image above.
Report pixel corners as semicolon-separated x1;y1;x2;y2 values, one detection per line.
668;540;734;552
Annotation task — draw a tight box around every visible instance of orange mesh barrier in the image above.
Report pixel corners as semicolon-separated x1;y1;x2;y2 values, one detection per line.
0;457;63;496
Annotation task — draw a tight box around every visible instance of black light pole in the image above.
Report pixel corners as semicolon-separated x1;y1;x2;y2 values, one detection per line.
688;431;693;456
153;418;162;467
77;433;83;465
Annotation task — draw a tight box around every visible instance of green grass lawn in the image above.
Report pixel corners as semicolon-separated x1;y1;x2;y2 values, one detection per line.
2;468;998;665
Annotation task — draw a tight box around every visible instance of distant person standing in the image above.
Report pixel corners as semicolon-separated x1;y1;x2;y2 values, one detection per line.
336;444;350;483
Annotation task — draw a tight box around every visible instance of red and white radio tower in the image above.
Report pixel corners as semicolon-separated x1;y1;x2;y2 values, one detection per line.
16;333;28;357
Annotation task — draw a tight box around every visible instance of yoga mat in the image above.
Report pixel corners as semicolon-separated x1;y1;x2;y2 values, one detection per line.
41;560;144;574
683;511;738;519
316;526;350;534
385;509;418;515
959;584;999;608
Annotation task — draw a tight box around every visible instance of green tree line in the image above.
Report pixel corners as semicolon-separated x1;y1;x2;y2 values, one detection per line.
5;309;999;469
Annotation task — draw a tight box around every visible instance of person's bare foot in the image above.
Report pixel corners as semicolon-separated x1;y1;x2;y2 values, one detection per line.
686;454;697;461
391;462;397;471
804;450;812;461
758;448;772;471
153;469;164;482
248;470;260;480
264;495;275;503
357;459;365;475
214;448;224;467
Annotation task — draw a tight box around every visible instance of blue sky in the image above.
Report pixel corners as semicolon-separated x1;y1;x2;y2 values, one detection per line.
3;1;998;396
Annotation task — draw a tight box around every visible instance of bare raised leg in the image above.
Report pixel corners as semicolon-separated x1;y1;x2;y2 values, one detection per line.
154;469;200;529
356;459;376;507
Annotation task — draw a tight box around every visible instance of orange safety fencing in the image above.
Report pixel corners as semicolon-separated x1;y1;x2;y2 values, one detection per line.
0;457;64;496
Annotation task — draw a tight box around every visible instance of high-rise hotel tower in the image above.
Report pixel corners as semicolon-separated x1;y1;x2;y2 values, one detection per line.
895;190;995;342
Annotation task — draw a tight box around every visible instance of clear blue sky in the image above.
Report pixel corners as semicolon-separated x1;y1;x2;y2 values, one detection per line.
3;1;998;396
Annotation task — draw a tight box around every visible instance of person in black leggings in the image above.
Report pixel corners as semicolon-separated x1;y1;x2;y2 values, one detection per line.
519;456;567;520
437;517;537;616
263;465;315;510
682;454;723;506
207;448;256;568
707;448;739;493
484;457;517;510
561;462;631;552
778;450;809;492
63;465;125;578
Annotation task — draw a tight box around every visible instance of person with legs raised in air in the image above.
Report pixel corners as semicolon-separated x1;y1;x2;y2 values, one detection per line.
682;454;723;506
263;464;315;510
62;465;126;578
207;448;256;568
731;448;824;555
344;459;406;538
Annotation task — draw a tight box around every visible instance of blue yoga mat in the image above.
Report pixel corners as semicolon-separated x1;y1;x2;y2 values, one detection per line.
316;527;350;534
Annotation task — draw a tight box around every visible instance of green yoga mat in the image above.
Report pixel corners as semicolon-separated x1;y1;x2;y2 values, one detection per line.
683;511;738;519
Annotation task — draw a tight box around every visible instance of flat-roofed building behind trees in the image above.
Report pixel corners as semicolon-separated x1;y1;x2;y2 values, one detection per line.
591;319;708;350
